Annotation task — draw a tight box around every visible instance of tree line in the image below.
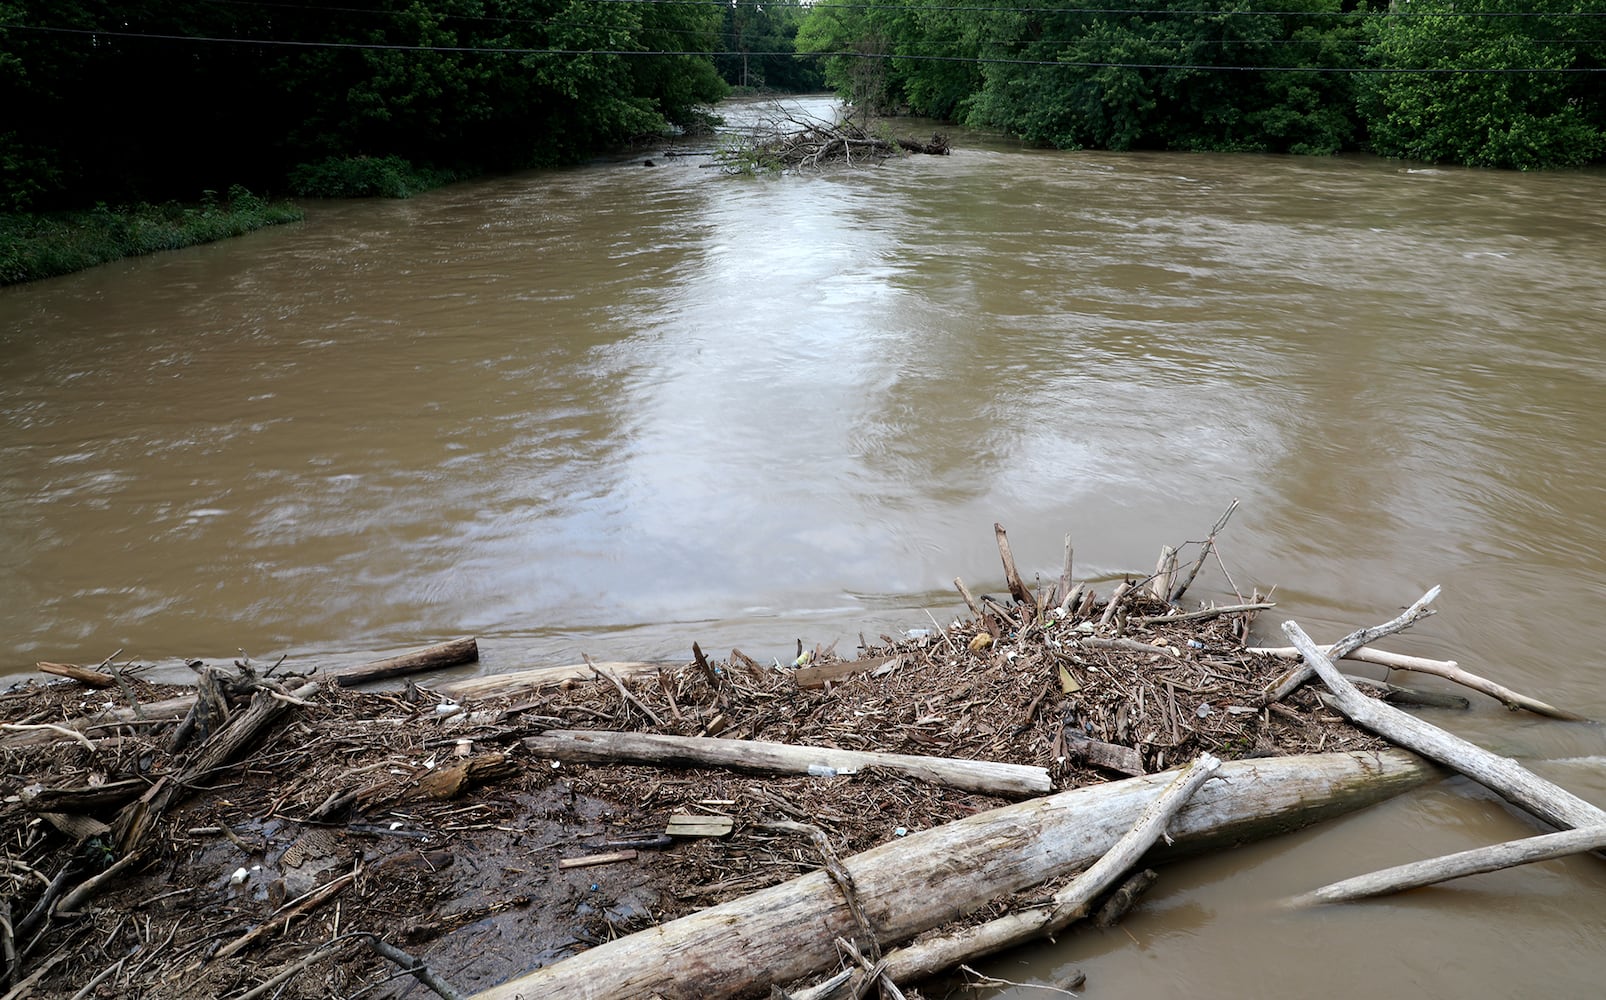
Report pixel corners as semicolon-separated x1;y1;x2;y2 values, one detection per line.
798;0;1606;169
2;1;1601;213
0;0;750;210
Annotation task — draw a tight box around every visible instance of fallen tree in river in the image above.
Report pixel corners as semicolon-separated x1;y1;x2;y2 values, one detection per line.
713;107;950;173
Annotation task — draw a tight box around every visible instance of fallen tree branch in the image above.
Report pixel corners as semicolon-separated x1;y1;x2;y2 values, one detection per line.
995;522;1035;610
523;730;1051;798
35;662;117;688
327;637;479;687
1291;825;1606;905
1253;642;1584;721
0;724;95;751
1283;614;1606;835
1260;586;1441;705
1169;498;1238;603
214;868;358;961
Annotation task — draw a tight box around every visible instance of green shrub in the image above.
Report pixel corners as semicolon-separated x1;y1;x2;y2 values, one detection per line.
0;188;304;285
287;155;459;199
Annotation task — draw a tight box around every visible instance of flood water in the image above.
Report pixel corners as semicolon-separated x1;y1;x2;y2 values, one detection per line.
3;97;1604;996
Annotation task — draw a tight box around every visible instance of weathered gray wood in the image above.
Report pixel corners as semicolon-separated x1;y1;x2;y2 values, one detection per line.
1254;642;1586;721
856;754;1222;990
1283;618;1606;834
432;661;675;700
466;750;1435;1000
1262;587;1442;705
1293;825;1606;905
523;730;1052;799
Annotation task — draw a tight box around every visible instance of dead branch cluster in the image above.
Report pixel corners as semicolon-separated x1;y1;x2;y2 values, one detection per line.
0;511;1588;1000
715;109;950;172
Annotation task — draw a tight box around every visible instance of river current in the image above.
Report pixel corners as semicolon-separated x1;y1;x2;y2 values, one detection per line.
3;97;1603;996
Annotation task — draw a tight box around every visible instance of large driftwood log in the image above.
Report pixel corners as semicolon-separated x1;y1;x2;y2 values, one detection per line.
1283;618;1606;834
329;636;478;687
466;750;1434;1000
523;730;1052;799
825;754;1223;993
1293;825;1606;905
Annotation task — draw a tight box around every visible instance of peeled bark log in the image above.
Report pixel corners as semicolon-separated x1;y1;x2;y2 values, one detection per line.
433;661;674;701
466;750;1434;1000
861;754;1221;988
523;730;1051;799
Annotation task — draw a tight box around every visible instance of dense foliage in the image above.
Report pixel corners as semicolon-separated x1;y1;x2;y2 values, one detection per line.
797;0;1606;167
0;187;303;285
0;0;731;210
716;0;824;92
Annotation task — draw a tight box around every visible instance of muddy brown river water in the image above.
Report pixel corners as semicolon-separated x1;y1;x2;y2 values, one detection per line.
2;97;1603;996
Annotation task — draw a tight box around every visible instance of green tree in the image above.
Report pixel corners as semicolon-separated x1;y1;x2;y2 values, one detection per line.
1360;0;1605;168
718;0;823;91
0;0;731;209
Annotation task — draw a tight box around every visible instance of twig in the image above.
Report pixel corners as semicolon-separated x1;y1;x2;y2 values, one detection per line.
68;956;124;1000
1251;643;1585;721
1130;602;1276;627
364;934;465;1000
214;868;358;960
1169;498;1238;603
835;937;905;1000
958;965;1081;996
952;576;983;619
0;901;15;993
231;939;355;1000
921;608;956;656
1056;533;1074;610
1097;582;1131;629
584;654;663;727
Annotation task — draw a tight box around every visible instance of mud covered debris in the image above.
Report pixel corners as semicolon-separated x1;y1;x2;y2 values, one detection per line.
2;550;1393;999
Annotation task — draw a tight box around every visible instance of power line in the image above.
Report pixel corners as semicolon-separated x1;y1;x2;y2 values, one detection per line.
5;21;1602;73
591;0;1606;17
192;0;1606;20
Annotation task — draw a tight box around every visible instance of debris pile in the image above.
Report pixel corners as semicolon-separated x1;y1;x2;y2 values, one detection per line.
1;515;1581;1000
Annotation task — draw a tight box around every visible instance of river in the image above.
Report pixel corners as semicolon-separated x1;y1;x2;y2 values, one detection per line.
2;97;1603;996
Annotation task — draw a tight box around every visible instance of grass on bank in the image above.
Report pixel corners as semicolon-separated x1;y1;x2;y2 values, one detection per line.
0;186;304;286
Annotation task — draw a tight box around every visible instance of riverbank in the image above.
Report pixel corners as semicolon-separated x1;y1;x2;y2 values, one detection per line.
0;188;303;286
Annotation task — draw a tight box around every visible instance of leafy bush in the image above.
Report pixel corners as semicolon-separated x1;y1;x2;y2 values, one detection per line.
0;187;303;285
287;155;459;199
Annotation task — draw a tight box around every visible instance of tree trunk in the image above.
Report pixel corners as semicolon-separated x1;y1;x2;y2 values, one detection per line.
466;750;1434;1000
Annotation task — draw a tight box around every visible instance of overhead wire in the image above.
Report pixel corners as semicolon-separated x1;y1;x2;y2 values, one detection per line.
4;13;1603;75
